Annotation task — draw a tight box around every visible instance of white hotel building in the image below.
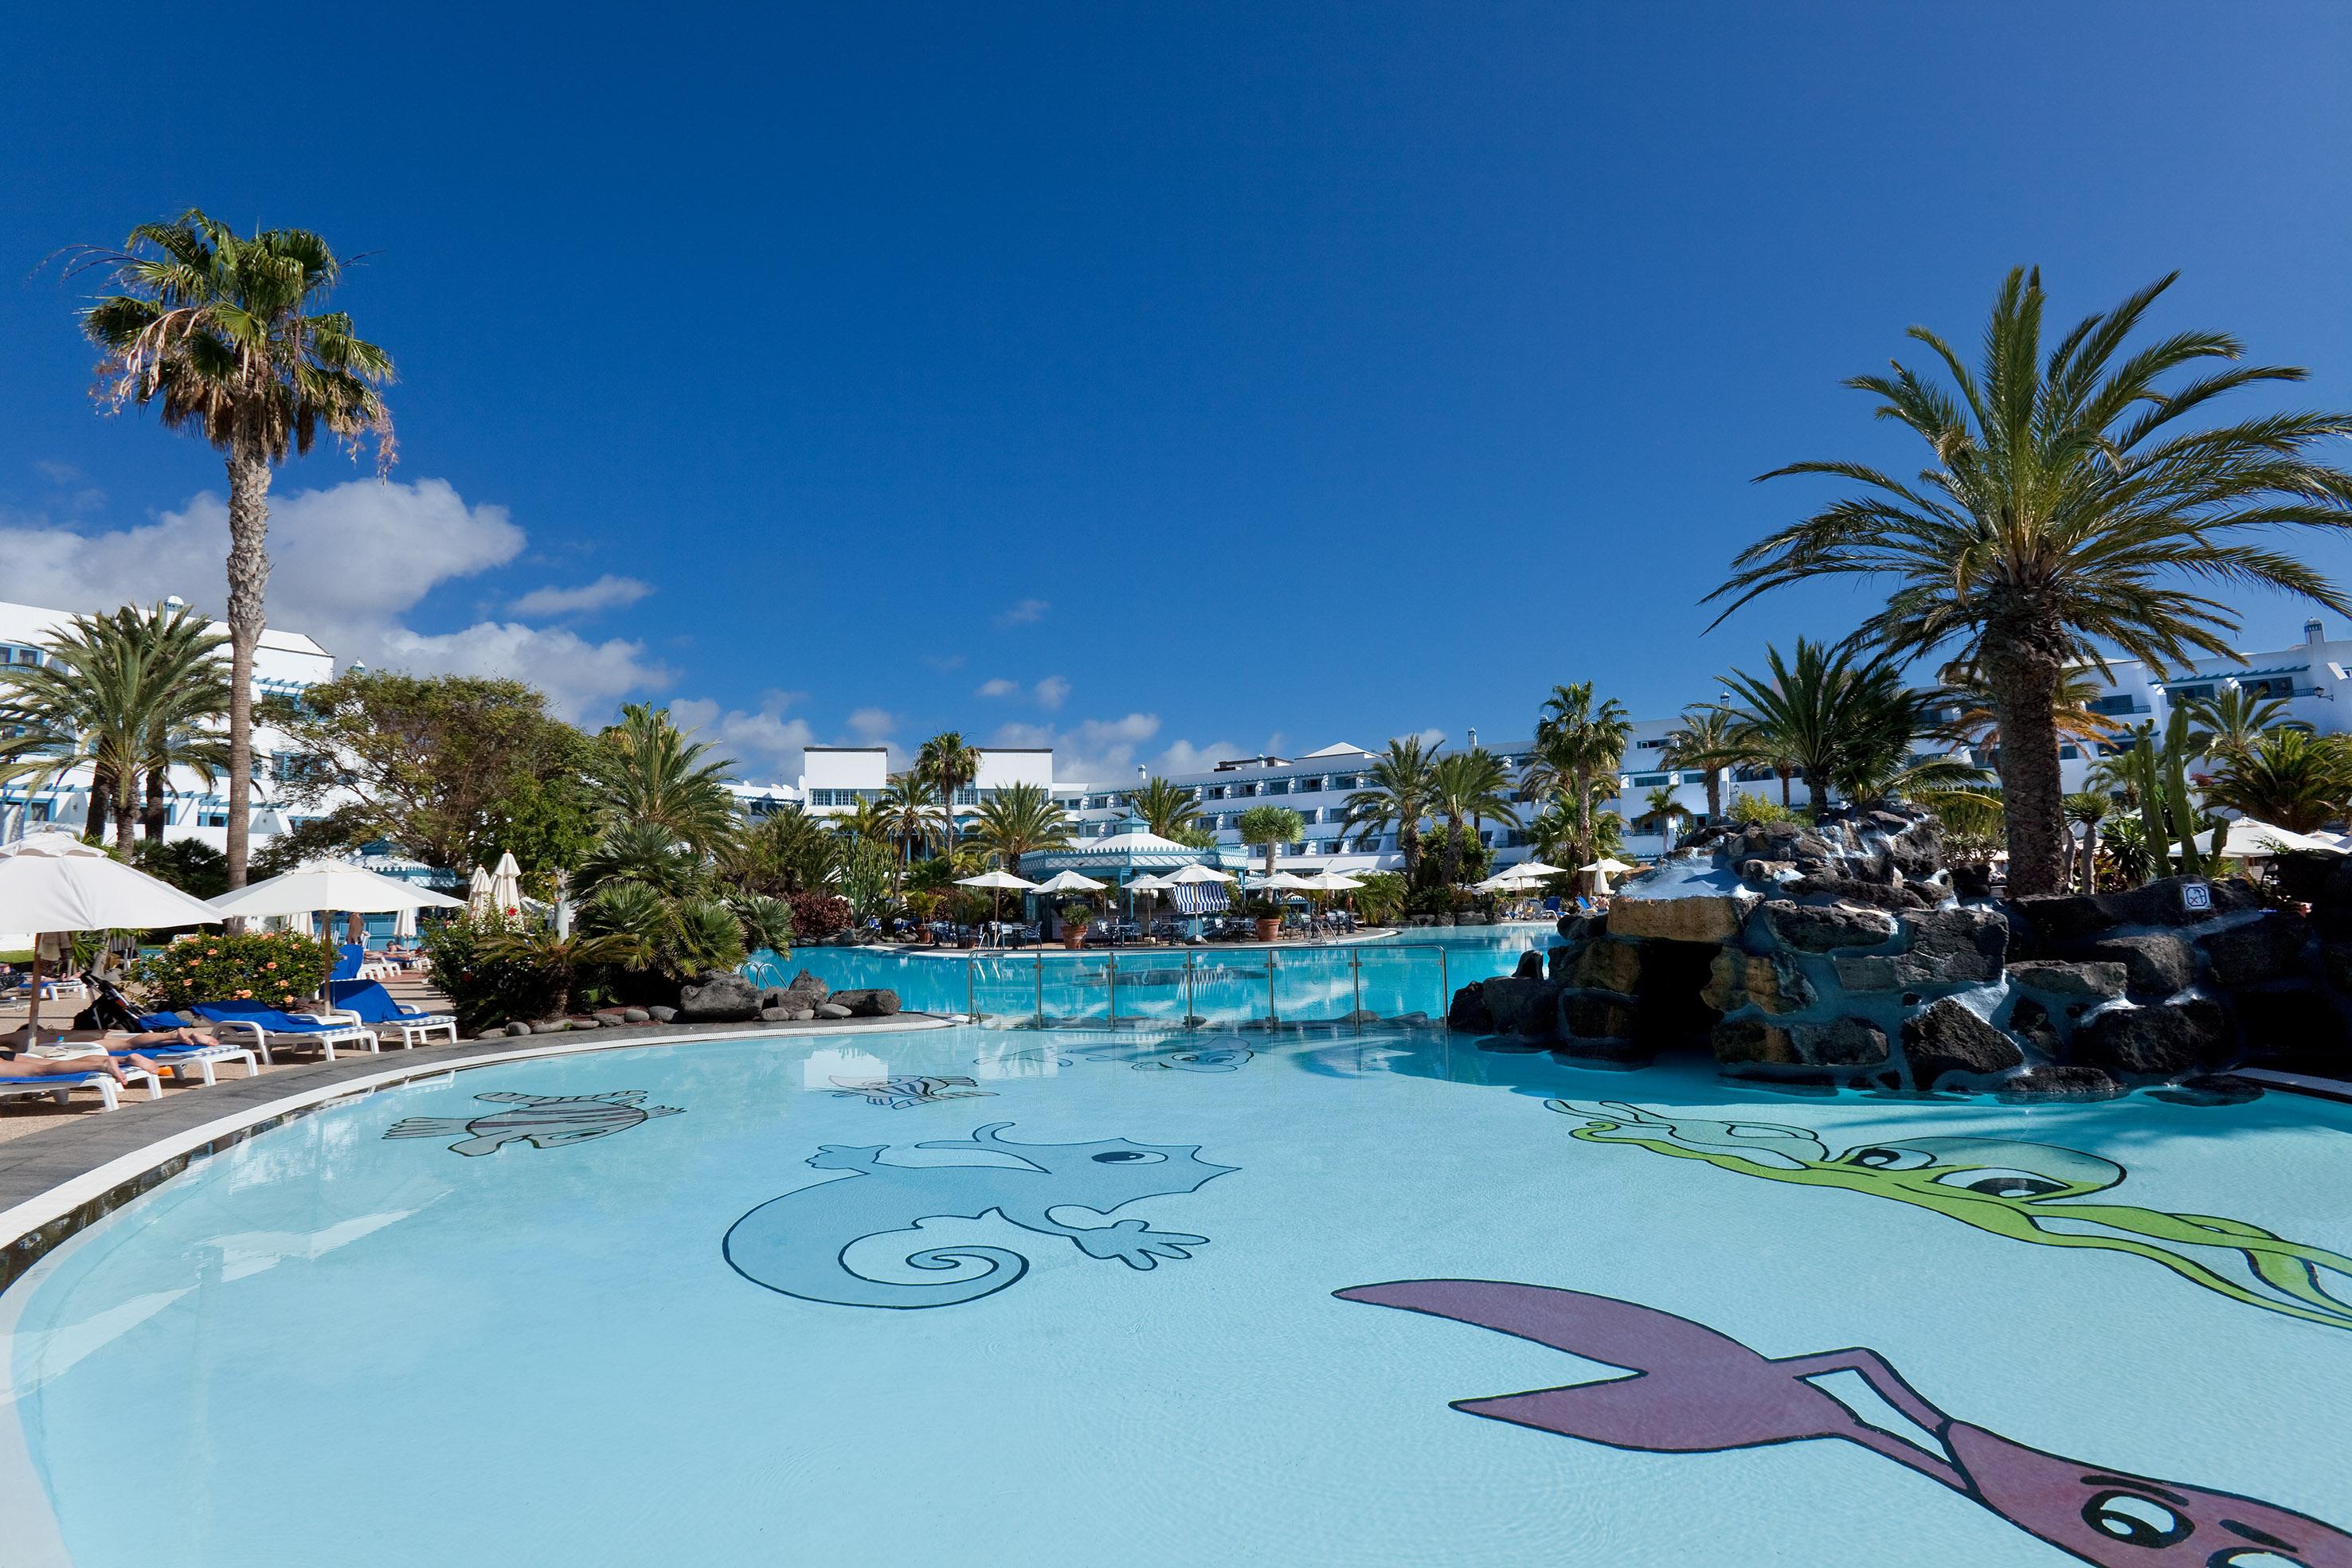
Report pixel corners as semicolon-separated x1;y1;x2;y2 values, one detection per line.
755;618;2352;870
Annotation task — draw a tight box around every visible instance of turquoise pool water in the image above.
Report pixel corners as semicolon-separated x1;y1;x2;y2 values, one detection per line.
749;922;1553;1023
6;1023;2350;1566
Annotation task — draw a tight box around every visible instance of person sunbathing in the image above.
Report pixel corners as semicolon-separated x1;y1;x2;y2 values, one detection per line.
0;1023;219;1084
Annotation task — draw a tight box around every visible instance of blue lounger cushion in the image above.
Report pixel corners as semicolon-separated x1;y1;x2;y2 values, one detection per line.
189;1003;344;1034
326;980;440;1024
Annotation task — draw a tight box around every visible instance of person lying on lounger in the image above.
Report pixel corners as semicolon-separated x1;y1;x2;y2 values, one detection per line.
0;1023;220;1083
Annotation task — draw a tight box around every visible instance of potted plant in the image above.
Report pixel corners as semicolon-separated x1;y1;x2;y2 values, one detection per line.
1237;893;1284;943
1059;901;1096;949
902;890;939;943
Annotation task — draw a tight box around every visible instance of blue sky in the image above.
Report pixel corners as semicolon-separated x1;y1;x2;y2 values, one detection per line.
2;4;2348;781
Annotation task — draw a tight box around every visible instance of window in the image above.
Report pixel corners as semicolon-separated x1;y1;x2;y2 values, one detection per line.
1330;774;1357;791
954;788;979;805
1237;782;1258;797
2089;694;2142;716
1294;775;1324;793
2171;683;2215;702
2244;676;2296;699
1265;779;1289;796
2058;745;2080;761
202;812;229;828
1207;786;1227;800
1479;830;1494;847
1630;772;1669;788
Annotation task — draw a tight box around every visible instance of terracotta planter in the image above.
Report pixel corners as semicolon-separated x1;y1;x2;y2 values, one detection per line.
1063;930;1090;950
1254;918;1280;942
959;937;978;949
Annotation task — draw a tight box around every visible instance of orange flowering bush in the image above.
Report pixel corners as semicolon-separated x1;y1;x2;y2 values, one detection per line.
133;932;339;1011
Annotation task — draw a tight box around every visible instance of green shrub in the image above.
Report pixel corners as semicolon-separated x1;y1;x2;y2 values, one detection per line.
133;931;339;1011
1729;792;1802;826
420;914;570;1030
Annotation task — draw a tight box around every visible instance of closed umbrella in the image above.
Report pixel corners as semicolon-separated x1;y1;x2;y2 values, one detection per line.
466;866;495;917
489;852;524;918
0;831;222;1042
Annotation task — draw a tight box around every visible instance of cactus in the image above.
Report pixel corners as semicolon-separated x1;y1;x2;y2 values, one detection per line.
2127;722;2171;878
2162;708;2205;878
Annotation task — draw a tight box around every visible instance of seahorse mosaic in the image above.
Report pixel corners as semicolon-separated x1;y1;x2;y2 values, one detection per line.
724;1121;1235;1308
1549;1101;2352;1332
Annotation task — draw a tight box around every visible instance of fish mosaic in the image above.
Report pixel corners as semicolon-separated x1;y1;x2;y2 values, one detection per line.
1340;1278;2350;1567
383;1091;683;1156
725;1121;1235;1308
993;1035;1255;1074
828;1074;996;1109
1551;1100;2352;1333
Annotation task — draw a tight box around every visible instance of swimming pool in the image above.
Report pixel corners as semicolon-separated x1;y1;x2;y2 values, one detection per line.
6;1022;2349;1565
749;922;1554;1023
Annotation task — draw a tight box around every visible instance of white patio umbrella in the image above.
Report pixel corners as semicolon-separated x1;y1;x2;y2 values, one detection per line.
1581;858;1636;874
1027;870;1104;893
466;866;495;916
205;860;467;921
488;852;525;917
1125;872;1174;932
1164;862;1235;884
2193;819;2343;858
0;831;222;1039
1299;870;1364;891
957;867;1043;923
1510;859;1570;879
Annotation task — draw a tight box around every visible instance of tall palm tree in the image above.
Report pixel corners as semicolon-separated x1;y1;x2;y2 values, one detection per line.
0;604;232;854
76;211;395;886
877;772;945;867
836;795;897;849
589;704;738;854
1638;785;1685;848
1524;682;1633;866
1660;705;1740;824
970;782;1073;869
1709;268;2352;895
917;732;982;859
719;804;839;895
1131;776;1201;840
2203;729;2352;834
1945;662;2118;753
1340;737;1438;875
2178;683;2292;765
1720;640;1931;817
1430;749;1520;886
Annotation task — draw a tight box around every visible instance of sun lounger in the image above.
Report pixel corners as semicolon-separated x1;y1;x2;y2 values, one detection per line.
319;981;459;1049
121;1015;264;1083
0;1066;161;1112
187;1003;382;1063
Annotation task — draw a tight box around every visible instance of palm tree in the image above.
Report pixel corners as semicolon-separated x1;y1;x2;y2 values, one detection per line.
1638;786;1685;850
1237;804;1305;885
877;772;945;867
2203;729;2352;834
2178;683;2292;765
590;705;738;853
2063;791;2113;893
836;795;897;849
917;732;981;859
1340;737;1438;875
970;782;1073;869
0;603;231;854
1131;776;1201;840
1946;662;2118;753
1524;682;1634;865
720;804;839;895
1430;749;1520;886
1710;268;2352;895
1720;640;1931;817
1661;706;1740;825
76;211;395;886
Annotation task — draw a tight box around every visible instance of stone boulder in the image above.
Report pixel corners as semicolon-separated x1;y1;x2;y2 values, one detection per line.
832;987;902;1018
1560;991;1638;1042
785;970;832;1005
679;969;761;1022
759;1006;796;1023
1513;949;1546;980
622;1007;652;1023
816;1002;853;1019
501;1021;532;1038
2071;998;2231;1077
1571;939;1646;993
2004;960;2127;1001
1610;890;1756;944
1700;948;1814;1015
2080;933;2195;998
2197;917;2307;988
1477;976;1560;1036
1831;908;2007;991
2014;875;2262;949
647;1005;679;1023
1790;1017;1890;1067
1900;999;2024;1086
1446;983;1495;1032
2233;986;2349;1072
1996;1065;2123;1102
1755;901;1895;954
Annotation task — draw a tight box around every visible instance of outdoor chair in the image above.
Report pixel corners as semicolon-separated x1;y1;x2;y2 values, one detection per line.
112;1015;262;1084
0;1065;161;1112
186;1002;382;1063
321;980;460;1048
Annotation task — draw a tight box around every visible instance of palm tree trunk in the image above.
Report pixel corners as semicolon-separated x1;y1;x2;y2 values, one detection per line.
112;776;138;857
1984;632;2070;897
84;770;111;841
1805;768;1828;819
1704;770;1722;824
1777;764;1793;807
223;438;272;890
2080;819;2100;893
142;768;167;841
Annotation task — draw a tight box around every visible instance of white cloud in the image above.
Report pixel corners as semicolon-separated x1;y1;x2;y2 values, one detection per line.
847;707;897;743
33;460;80;486
992;712;1162;782
1151;739;1246;776
671;690;816;781
508;574;654;617
993;597;1049;627
923;652;966;672
1404;727;1446;749
976;675;1070;710
0;477;671;721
